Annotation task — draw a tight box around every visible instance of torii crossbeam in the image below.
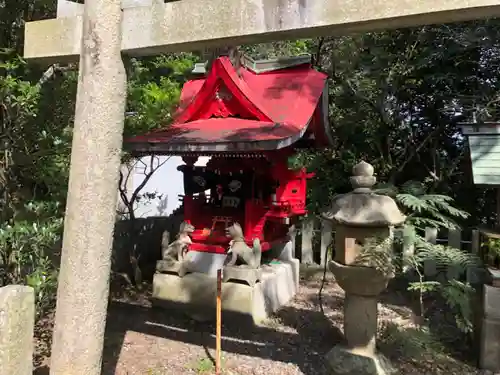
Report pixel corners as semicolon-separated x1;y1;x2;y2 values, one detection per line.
24;1;500;375
25;0;500;62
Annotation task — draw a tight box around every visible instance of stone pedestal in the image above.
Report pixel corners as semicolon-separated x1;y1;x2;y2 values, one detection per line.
152;259;300;324
344;294;377;354
326;293;395;375
326;346;395;375
222;266;262;287
327;261;396;375
156;259;189;277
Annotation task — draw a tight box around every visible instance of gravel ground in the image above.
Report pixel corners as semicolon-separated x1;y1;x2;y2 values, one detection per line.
35;267;484;375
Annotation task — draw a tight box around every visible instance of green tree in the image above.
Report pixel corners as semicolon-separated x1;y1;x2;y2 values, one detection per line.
0;0;197;310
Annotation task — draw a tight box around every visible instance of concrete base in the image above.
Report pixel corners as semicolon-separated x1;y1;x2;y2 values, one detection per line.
325;346;396;375
152;259;299;324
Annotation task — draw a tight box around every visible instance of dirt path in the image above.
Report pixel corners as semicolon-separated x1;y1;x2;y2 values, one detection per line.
35;268;481;375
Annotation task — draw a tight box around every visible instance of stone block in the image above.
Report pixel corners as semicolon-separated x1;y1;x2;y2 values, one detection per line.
0;285;35;375
479;317;500;372
484;285;500;320
152;259;299;324
325;345;396;375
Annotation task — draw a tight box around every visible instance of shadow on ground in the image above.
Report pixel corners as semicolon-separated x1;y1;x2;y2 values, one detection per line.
101;298;343;375
34;366;49;375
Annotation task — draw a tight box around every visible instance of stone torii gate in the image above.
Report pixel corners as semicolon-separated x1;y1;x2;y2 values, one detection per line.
23;1;500;374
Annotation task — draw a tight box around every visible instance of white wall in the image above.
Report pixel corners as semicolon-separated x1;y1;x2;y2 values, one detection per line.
131;155;210;218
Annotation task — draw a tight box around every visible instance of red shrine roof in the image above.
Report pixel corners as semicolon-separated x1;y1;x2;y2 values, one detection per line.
125;56;332;154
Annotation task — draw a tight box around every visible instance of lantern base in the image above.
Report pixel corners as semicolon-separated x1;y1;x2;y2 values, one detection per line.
325;345;396;375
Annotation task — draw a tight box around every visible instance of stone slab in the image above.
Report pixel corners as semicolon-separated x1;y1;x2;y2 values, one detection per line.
25;0;500;61
0;285;35;375
152;259;299;324
325;345;396;375
479;317;500;371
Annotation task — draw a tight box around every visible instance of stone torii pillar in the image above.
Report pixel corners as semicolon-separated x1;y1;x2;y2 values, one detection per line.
48;0;127;374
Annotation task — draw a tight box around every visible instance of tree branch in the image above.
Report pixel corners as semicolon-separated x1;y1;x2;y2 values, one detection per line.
119;155;171;220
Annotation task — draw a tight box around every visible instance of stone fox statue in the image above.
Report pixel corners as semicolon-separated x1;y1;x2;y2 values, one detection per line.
161;221;195;263
225;222;261;269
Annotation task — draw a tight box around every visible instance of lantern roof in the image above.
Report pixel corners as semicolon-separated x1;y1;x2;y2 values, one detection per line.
322;161;406;227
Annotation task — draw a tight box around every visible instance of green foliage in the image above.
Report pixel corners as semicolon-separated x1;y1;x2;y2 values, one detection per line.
356;180;479;333
187;355;227;374
393;183;479;333
378;322;447;360
0;1;198;314
376;180;470;230
125;54;197;137
0;201;62;314
352;236;395;278
483;238;500;266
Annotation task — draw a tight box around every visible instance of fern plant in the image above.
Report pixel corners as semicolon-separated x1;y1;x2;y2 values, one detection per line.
376;180;469;230
372;180;481;334
352;236;396;278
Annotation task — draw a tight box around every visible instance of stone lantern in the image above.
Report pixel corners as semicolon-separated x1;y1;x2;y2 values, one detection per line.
321;161;406;375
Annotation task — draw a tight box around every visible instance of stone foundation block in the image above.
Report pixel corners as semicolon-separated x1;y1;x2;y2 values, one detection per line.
152;259;299;324
325;346;396;375
0;285;35;375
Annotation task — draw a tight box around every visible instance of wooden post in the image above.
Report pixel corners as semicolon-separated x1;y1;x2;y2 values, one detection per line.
423;227;438;277
290;225;297;259
301;218;314;264
215;269;222;375
320;220;332;266
424;227;438;244
468;229;481;284
448;229;462;250
471;229;480;255
497;188;500;228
